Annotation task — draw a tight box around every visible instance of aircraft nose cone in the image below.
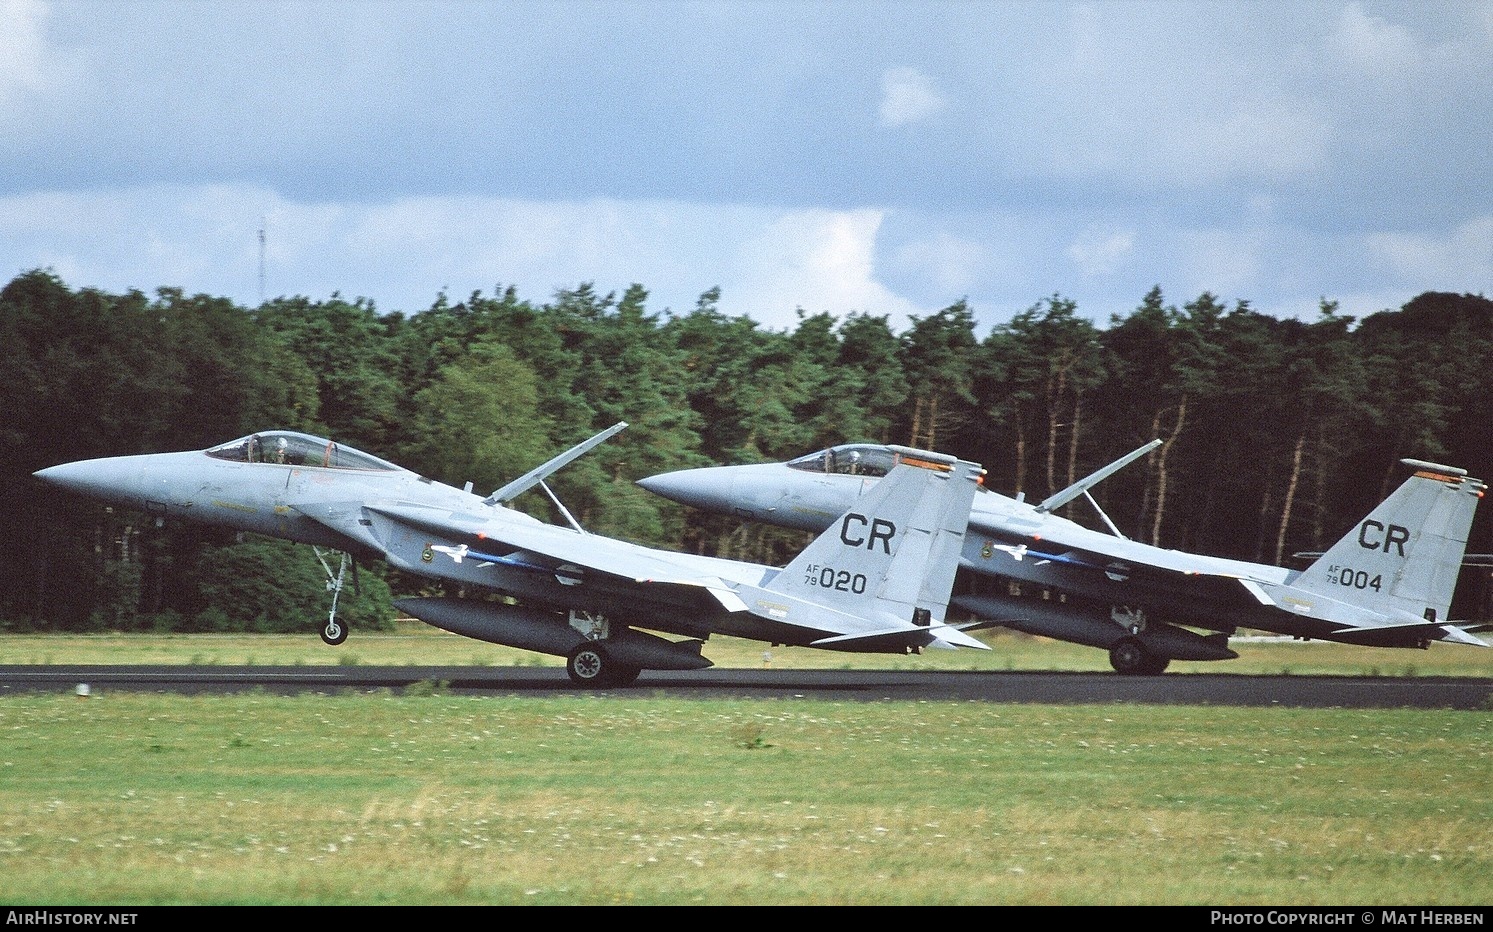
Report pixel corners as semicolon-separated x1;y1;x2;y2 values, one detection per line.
636;467;736;511
33;458;142;504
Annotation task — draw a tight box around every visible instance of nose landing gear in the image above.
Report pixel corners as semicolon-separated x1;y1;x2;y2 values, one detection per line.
315;547;353;646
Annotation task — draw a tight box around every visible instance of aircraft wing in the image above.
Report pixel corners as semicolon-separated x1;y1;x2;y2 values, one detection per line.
966;514;1268;610
364;502;768;603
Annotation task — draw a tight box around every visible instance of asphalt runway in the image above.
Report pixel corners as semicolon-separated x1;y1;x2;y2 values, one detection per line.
1;665;1490;708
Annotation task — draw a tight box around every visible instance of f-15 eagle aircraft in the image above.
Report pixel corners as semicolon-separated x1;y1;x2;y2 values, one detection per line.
638;443;1489;675
33;425;987;686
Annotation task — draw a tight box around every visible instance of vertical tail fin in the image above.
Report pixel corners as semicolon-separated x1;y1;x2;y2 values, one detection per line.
1293;459;1486;622
765;447;983;630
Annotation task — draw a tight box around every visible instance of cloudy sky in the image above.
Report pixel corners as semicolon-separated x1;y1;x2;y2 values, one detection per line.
3;0;1490;334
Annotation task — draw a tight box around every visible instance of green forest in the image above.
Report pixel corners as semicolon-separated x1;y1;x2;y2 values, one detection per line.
5;267;1492;632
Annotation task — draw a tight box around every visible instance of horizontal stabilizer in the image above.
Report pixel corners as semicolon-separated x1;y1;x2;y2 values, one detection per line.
1326;620;1489;648
1357;617;1490;646
707;587;751;613
811;624;989;651
1438;626;1490;647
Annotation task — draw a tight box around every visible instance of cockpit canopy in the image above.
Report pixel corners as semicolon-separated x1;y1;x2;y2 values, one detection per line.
205;431;401;471
786;444;900;478
786;443;989;492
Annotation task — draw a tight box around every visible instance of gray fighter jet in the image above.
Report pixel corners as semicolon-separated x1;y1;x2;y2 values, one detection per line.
33;425;987;686
639;444;1489;674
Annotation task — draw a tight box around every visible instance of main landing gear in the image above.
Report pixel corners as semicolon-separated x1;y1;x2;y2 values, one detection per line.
566;641;641;688
1108;636;1170;676
562;609;641;687
1106;605;1170;675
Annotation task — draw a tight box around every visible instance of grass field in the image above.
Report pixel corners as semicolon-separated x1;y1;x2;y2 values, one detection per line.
1;629;1490;906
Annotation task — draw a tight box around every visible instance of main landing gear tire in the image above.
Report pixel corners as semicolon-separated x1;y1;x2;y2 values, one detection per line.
321;619;349;646
566;642;641;688
1109;636;1170;676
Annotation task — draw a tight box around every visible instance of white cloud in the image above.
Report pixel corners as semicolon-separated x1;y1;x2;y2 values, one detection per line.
878;66;946;127
0;184;283;299
1323;2;1493;97
1366;216;1493;285
1328;2;1423;71
0;0;49;108
988;3;1337;186
340;197;706;308
1175;228;1265;299
6;182;1484;341
731;209;926;330
0;0;88;130
888;232;986;295
6;3;1490;338
1067;227;1136;278
0;186;931;331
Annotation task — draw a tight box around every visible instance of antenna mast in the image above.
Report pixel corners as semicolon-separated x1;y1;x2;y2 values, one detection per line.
257;220;266;305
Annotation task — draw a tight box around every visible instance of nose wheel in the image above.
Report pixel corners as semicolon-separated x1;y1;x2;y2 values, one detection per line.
314;547;354;646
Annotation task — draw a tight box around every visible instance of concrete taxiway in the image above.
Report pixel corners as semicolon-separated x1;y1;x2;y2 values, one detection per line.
1;665;1490;708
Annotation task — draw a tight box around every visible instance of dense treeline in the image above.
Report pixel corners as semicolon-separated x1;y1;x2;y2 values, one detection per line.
5;268;1492;632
